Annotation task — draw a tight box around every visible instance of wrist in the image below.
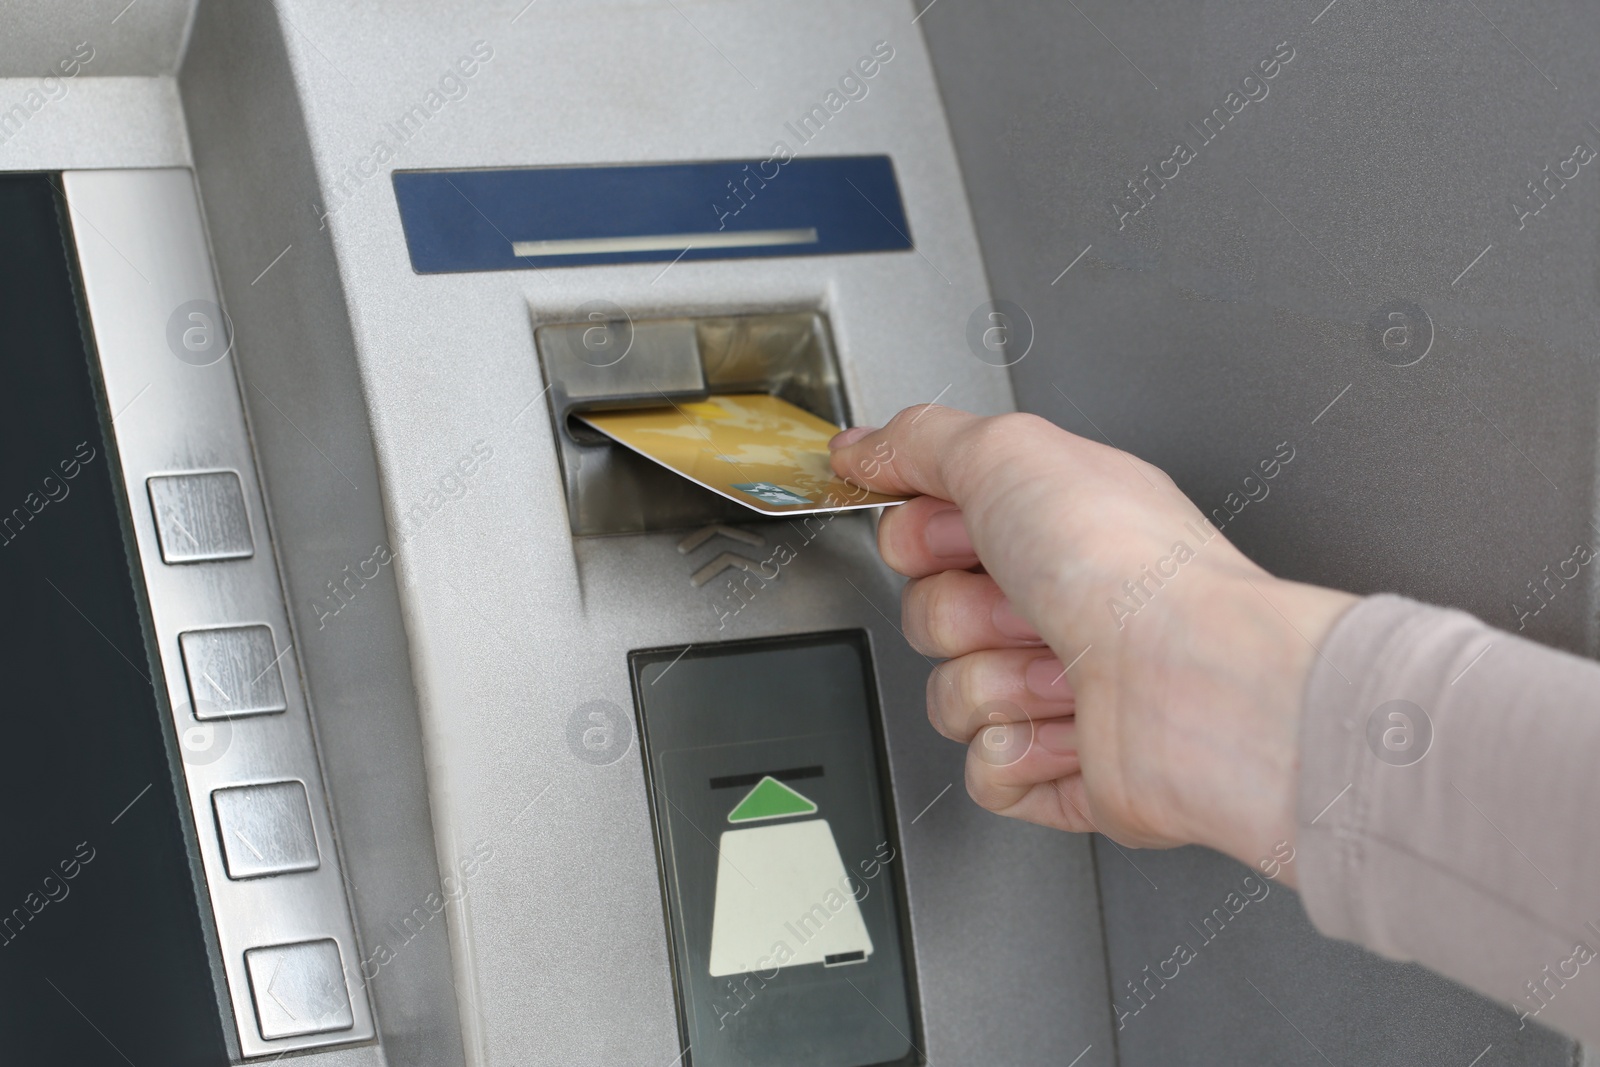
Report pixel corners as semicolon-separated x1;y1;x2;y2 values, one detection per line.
1179;572;1357;884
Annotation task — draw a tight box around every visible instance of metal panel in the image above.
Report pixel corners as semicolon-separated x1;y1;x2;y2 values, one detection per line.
179;3;468;1062
919;0;1593;1062
147;471;255;563
64;167;375;1057
0;76;191;170
0;0;194;77
178;1;1116;1064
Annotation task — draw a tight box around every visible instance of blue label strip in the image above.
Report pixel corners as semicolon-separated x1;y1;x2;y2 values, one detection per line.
391;155;912;274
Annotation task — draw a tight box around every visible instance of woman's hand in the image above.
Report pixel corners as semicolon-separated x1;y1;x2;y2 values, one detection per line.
830;406;1356;877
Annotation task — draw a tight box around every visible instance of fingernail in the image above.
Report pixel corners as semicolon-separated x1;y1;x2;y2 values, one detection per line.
924;509;974;558
1025;656;1069;698
991;598;1042;642
828;425;877;450
1036;720;1076;755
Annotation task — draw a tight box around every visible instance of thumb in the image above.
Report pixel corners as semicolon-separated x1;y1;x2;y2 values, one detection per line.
827;404;989;502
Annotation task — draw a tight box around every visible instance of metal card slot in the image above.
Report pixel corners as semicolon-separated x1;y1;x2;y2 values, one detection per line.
536;310;850;536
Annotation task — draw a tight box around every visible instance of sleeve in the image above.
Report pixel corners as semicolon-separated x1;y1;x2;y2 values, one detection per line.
1297;593;1600;1042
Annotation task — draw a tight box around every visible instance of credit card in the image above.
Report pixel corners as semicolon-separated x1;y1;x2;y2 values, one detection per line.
576;393;907;516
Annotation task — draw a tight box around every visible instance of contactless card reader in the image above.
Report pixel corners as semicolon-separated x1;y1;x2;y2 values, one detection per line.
632;632;919;1067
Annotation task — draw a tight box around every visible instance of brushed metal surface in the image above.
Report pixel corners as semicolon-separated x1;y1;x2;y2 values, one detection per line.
180;623;291;720
245;938;356;1039
213;780;321;879
65;167;375;1057
147;470;254;563
540;317;705;414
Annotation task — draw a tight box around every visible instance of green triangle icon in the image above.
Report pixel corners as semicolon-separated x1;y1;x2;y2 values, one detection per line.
727;776;818;823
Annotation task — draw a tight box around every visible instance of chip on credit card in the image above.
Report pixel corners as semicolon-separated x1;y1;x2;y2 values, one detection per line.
576;394;908;516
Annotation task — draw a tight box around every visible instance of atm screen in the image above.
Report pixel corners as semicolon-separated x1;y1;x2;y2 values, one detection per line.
631;633;919;1067
0;173;229;1064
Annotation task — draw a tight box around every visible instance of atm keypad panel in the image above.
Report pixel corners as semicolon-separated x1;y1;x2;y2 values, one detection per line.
633;632;919;1067
64;168;375;1056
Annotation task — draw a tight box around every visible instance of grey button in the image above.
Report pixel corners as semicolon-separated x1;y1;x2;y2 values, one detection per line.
180;625;289;720
147;471;254;563
212;781;320;879
244;939;354;1040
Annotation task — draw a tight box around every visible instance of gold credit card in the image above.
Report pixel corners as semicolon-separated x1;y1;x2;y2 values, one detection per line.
576;394;908;516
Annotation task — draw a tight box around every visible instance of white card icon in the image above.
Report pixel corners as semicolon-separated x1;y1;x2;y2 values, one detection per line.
707;777;873;978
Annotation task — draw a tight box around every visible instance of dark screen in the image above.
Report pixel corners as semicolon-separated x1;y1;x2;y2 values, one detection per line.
632;632;919;1067
0;172;229;1064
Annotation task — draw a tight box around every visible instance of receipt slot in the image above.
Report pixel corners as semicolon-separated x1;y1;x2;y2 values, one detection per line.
632;632;919;1067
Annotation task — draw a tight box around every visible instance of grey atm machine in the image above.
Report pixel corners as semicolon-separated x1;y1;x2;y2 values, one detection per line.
1;2;1593;1065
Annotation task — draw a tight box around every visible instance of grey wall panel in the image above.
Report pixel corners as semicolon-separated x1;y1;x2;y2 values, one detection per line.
923;0;1599;652
921;0;1595;1063
1096;842;1573;1066
180;3;466;1065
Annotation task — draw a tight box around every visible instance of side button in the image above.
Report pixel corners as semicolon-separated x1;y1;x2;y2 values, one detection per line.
147;471;254;563
180;625;289;720
212;781;320;879
244;939;354;1040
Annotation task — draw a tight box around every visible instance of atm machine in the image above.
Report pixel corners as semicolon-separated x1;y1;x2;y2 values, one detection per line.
1;2;1593;1065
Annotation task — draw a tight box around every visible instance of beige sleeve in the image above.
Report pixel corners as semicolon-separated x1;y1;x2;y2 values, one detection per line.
1298;594;1600;1042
